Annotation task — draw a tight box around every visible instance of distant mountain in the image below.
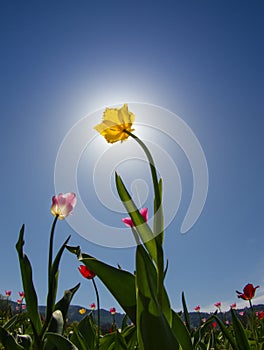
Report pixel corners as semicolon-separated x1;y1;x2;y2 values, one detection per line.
2;297;264;330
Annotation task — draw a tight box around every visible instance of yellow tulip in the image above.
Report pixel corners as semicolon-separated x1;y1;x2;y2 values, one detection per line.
79;308;86;315
94;104;135;143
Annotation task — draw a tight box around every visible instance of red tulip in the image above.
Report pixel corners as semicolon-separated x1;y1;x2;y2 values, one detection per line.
90;303;96;310
110;307;116;315
212;321;217;328
5;290;11;297
51;192;76;220
230;303;236;309
78;265;96;279
122;208;148;227
257;311;264;320
236;283;259;300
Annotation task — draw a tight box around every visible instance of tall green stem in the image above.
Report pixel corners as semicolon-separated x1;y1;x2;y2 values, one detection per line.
123;130;164;306
92;278;100;350
249;299;259;347
48;215;59;284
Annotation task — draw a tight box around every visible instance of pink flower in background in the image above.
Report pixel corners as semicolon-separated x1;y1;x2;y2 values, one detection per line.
239;311;244;316
202;318;207;323
194;305;201;312
90;303;96;310
22;305;26;310
50;192;77;220
214;302;221;309
236;283;259;301
18;291;24;299
122;208;148;227
110;307;116;315
230;303;236;309
17;299;22;304
225;320;230;325
5;290;11;297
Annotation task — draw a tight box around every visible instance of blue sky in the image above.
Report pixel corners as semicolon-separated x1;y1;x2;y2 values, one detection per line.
1;0;264;313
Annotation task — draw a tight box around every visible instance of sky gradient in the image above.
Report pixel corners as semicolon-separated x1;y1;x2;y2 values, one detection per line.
1;0;264;313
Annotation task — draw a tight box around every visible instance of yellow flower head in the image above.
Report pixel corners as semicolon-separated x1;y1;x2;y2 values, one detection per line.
79;308;86;315
94;104;135;143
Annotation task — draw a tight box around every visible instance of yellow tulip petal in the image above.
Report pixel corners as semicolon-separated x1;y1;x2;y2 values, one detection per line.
94;104;135;143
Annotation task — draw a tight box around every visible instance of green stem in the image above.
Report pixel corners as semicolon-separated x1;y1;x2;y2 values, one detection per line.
48;215;59;284
123;130;164;306
249;299;258;347
92;278;100;350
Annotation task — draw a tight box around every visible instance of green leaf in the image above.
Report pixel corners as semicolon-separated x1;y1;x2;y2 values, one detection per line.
171;310;193;350
182;292;191;333
0;326;24;349
70;313;96;350
46;236;71;326
45;333;79;350
212;314;238;350
122;326;138;350
67;246;136;324
17;335;32;350
15;225;42;335
115;173;158;264
54;283;80;322
3;314;20;330
136;245;179;350
231;308;250;350
48;310;64;334
99;333;117;350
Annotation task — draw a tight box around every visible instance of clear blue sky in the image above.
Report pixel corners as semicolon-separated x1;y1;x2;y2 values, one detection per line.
1;0;264;313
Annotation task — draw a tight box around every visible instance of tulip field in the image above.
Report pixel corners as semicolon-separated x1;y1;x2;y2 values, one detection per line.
1;105;264;349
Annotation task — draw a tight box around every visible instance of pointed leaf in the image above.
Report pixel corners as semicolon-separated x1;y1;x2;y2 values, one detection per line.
54;283;80;322
115;173;158;264
136;245;179;350
171;310;193;350
15;225;42;335
182;292;191;333
212;314;238;350
231;308;250;350
46;236;71;324
70;313;96;350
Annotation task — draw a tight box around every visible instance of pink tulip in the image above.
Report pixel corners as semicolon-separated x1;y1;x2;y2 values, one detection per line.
5;290;11;297
202;318;207;323
239;311;244;316
17;299;22;304
194;305;201;312
50;192;76;220
230;303;236;309
18;291;25;299
22;305;26;310
214;302;221;309
122;208;148;227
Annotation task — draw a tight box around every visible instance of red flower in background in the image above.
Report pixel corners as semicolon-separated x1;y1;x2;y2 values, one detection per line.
110;307;116;315
90;303;96;310
18;291;25;299
230;303;236;309
214;302;221;309
78;265;96;279
257;311;264;320
194;305;201;312
5;290;11;297
236;283;259;300
212;322;217;328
